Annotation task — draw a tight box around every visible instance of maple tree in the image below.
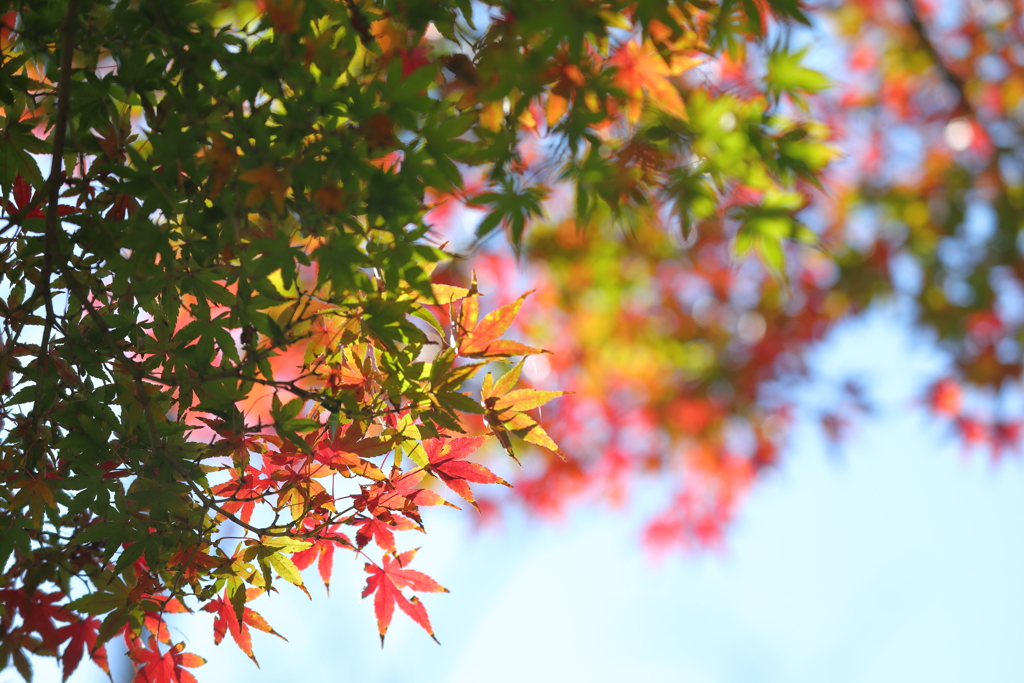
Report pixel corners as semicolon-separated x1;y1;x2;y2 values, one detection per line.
1;0;1014;679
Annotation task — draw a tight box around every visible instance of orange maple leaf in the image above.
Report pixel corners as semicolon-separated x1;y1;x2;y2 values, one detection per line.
456;292;543;359
543;52;587;127
314;421;391;470
609;40;694;122
239;164;289;213
311;184;344;213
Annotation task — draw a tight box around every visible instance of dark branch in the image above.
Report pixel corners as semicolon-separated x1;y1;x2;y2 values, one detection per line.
898;0;972;117
31;0;80;430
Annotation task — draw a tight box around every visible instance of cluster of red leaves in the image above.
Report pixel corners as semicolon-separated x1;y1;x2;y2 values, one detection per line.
178;287;564;657
0;588;107;682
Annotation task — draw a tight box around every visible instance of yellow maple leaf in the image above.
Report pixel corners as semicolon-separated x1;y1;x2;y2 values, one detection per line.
479;101;505;132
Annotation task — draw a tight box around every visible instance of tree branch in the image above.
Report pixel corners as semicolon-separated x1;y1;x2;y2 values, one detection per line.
898;0;972;117
31;0;79;430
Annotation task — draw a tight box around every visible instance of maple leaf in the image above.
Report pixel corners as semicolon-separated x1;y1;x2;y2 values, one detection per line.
926;378;962;417
361;113;398;154
4;174;78;219
142;599;188;646
609;40;693;122
314;421;391;473
479;100;505;133
992;421;1022;462
261;0;305;34
399;45;431;77
129;637;205;683
311;184;344;213
17;589;73;646
166;544;220;585
202;592;285;665
456;292;543;359
204;134;237;198
210;467;268;524
468;184;548;247
423;435;510;510
239;164;290;213
442;53;480;88
362;549;447;645
291;526;352;592
481;360;568;461
56;616;109;682
199;417;268;465
354;512;418;552
543;51;587;127
356;470;458;524
956;415;988;450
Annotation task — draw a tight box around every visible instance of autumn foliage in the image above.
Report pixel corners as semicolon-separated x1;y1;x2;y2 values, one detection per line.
1;0;1019;679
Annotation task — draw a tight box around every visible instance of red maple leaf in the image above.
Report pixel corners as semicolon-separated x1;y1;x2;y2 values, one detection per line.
355;469;456;520
362;549;447;645
18;589;73;646
399;46;431;77
291;524;353;592
202;592;284;665
354;512;418;552
56;616;109;681
955;415;988;450
423;435;510;510
4;174;78;219
210;466;268;524
129;637;205;683
314;421;391;470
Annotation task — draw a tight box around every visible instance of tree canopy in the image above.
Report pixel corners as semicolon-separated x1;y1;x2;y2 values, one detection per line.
0;0;1020;680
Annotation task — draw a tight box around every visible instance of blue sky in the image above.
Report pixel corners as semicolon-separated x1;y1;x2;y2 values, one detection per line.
17;305;1020;683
